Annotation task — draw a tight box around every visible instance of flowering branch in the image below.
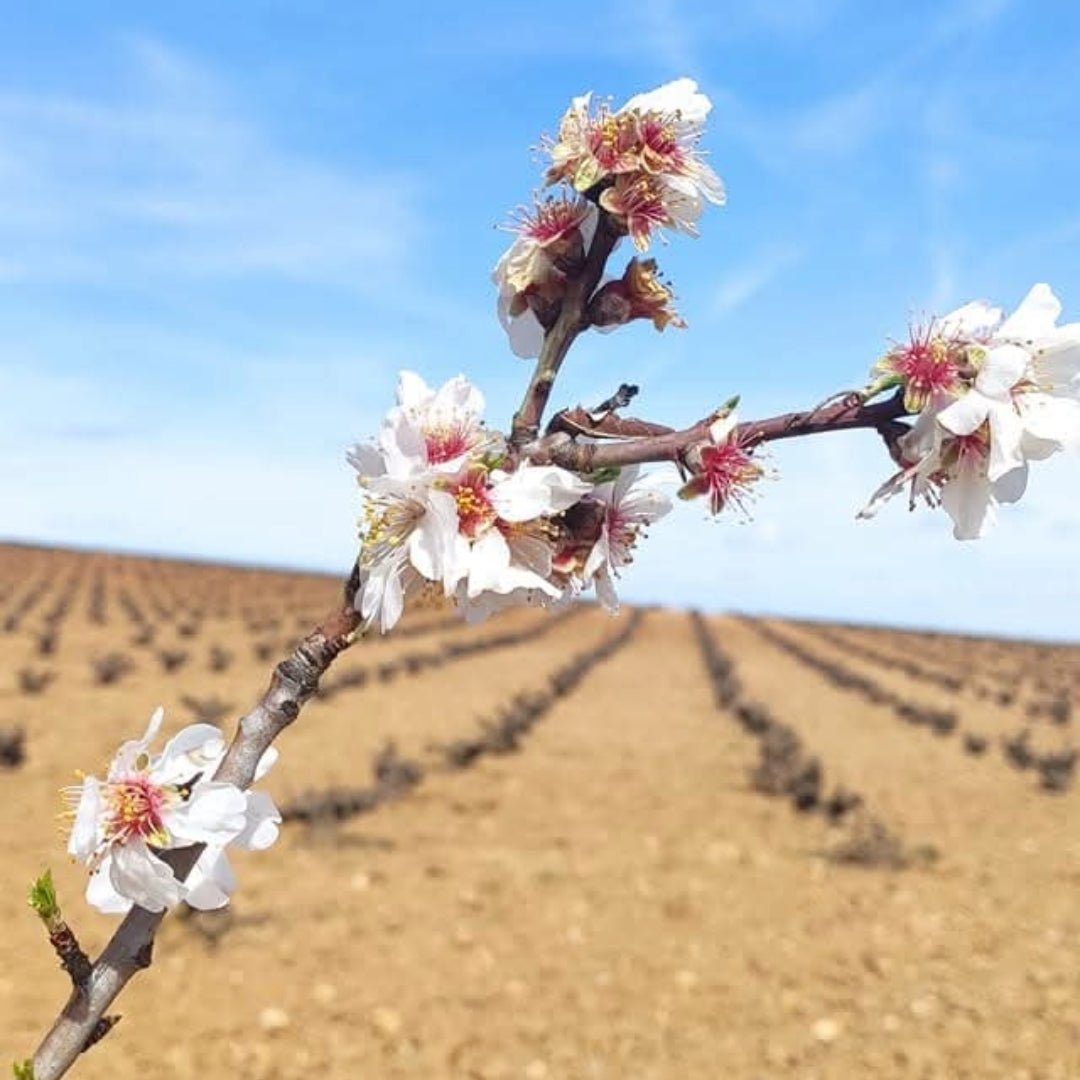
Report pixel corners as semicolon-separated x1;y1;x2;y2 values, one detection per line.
29;569;362;1080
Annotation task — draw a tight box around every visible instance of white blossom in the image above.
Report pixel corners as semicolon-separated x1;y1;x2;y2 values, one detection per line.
580;467;671;611
66;708;279;914
938;284;1080;479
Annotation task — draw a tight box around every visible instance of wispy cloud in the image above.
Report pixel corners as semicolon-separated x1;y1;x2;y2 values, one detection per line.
630;0;700;73
0;35;423;290
710;243;804;316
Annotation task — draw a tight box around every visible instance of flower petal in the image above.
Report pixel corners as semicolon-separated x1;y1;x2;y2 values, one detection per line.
108;840;183;912
347;442;385;477
167;782;247;845
395;370;434;410
975;344;1029;399
594;566;620;613
184;849;237;911
941;462;996;540
491;465;591;521
937;300;1002;338
108;706;165;779
998;283;1061;342
67;777;103;862
86;857;133;915
233;791;281;851
992;464;1029;504
937;392;989;437
155;724;226;783
986;404;1026;482
620;78;711;125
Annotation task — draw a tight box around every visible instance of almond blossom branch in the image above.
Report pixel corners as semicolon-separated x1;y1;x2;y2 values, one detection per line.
509;209;624;448
528;391;910;472
29;568;363;1080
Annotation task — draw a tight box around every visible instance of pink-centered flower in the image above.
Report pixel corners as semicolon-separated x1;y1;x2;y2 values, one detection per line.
678;413;763;516
580;467;671;612
492;198;599;359
377;371;491;478
65;708;279;914
936;284;1080;480
860;284;1080;540
448;464;593;602
858;411;1026;540
873;322;971;414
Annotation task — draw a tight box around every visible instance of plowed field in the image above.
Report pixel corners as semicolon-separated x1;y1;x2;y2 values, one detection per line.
2;543;1077;1079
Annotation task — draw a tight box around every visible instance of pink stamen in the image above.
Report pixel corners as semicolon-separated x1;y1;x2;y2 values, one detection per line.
449;471;497;538
694;441;761;516
104;775;169;846
424;425;475;466
516;198;588;246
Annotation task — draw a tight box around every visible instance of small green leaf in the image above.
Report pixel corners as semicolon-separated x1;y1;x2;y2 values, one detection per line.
28;870;59;925
587;466;621;485
479;450;508;471
12;1060;35;1079
860;374;901;401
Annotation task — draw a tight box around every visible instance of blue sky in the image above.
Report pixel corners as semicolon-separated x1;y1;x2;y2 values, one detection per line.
1;1;1079;638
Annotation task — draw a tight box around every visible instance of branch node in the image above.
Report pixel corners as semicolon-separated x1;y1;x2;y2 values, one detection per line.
134;941;154;970
80;1017;120;1055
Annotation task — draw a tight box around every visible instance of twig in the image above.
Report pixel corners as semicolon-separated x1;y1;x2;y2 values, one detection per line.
509;210;624;448
527;392;910;472
29;872;93;990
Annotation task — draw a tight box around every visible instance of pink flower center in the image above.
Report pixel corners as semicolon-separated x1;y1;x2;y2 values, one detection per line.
698;442;761;516
893;340;959;393
638;115;684;172
879;323;968;411
605;507;640;564
587;112;639;172
932;426;991;479
449;472;497;538
601;177;668;249
104;775;170;846
952;430;990;464
519;198;587;246
424;424;475;466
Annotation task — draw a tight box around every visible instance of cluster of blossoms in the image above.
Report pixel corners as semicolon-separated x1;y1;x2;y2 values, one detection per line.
494;78;723;358
545;78;726;248
65;708;279;914
348;372;673;630
861;284;1080;538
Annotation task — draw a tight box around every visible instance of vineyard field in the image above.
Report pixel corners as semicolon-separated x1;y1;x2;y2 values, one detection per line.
1;542;1077;1079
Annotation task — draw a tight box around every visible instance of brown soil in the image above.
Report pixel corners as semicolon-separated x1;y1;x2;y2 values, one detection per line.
2;543;1078;1079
